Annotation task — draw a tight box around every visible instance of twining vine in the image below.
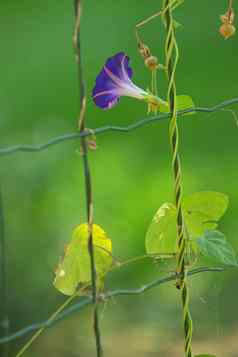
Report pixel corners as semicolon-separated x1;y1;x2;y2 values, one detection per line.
163;1;193;356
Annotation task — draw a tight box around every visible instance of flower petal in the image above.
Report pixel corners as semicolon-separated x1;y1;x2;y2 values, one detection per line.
105;52;133;81
93;66;116;93
92;52;133;100
92;52;145;110
92;89;119;110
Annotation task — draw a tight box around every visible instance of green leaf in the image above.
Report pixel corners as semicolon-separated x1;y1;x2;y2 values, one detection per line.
158;95;195;114
145;191;229;259
197;230;238;267
176;95;195;113
173;19;182;29
159;101;170;113
145;203;177;255
183;191;229;237
54;223;112;296
183;191;228;220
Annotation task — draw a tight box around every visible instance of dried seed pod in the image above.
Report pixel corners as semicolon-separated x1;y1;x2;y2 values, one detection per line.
220;14;229;23
227;8;235;24
219;7;235;39
220;10;235;24
145;56;159;70
87;139;97;150
136;38;160;71
138;41;151;59
219;23;236;39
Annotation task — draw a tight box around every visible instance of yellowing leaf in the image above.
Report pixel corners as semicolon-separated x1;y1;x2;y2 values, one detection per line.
145;203;177;255
145;191;229;257
54;224;112;296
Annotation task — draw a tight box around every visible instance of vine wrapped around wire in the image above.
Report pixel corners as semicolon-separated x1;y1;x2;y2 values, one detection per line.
162;0;193;356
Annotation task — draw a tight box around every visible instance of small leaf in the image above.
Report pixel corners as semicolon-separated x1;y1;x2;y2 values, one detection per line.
197;230;238;267
145;203;177;255
158;95;195;114
176;95;195;114
183;191;229;220
173;19;182;29
54;224;112;296
159;101;170;113
183;191;229;237
184;210;218;238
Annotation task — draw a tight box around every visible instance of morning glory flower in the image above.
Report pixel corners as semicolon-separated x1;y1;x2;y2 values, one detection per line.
92;52;168;112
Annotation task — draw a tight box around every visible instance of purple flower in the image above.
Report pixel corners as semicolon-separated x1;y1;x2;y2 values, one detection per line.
92;52;148;110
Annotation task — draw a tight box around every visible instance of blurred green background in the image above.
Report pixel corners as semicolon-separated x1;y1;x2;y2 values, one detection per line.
0;0;238;356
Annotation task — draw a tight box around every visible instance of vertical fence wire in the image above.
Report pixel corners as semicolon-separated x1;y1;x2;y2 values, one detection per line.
73;1;104;357
162;1;193;356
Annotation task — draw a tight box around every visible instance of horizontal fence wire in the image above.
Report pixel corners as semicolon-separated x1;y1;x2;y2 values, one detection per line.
0;266;224;344
0;97;237;157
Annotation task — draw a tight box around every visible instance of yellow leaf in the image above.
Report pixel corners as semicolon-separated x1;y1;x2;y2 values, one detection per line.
54;224;112;296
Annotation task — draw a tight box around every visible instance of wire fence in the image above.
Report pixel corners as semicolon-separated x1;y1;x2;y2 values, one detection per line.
0;266;224;344
0;98;237;157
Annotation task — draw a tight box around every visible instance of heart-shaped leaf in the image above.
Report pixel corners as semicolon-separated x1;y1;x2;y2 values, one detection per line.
197;230;238;267
183;191;229;237
54;224;112;296
145;203;177;255
145;191;229;258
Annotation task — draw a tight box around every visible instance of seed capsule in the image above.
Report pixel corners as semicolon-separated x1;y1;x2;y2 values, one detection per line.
219;7;236;39
219;23;236;39
145;56;158;70
138;41;151;59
